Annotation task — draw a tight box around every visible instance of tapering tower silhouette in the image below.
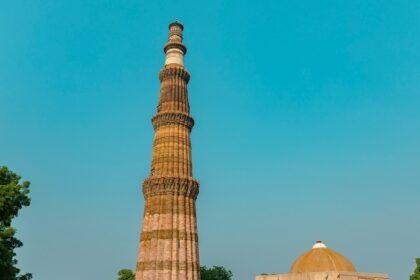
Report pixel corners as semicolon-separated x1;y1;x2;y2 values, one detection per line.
135;21;200;280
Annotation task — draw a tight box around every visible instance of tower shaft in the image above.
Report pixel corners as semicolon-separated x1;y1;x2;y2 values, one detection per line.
136;22;200;280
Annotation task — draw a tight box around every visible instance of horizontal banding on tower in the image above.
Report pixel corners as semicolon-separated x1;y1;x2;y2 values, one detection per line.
142;177;199;199
152;112;194;130
137;261;200;271
140;229;198;242
136;22;200;280
144;202;196;216
164;42;187;55
153;135;190;147
159;67;190;82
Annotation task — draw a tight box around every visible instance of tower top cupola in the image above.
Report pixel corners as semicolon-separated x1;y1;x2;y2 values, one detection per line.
169;19;184;30
164;20;187;66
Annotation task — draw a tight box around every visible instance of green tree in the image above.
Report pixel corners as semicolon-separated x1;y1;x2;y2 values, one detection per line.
200;265;233;280
0;166;32;280
410;259;420;280
117;269;135;280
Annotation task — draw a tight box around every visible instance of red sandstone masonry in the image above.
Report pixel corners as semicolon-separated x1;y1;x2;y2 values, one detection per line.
135;22;200;280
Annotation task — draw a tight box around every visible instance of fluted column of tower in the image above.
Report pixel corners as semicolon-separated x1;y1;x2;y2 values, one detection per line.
135;21;200;280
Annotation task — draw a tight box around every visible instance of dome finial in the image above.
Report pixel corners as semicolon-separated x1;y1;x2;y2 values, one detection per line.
312;240;327;249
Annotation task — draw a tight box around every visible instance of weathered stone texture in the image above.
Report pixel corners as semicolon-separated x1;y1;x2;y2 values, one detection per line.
256;272;389;280
135;21;200;280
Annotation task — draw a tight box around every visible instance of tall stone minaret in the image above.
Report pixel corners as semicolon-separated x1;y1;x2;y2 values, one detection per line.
135;21;200;280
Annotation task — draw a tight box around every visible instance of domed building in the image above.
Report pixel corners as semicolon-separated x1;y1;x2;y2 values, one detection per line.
256;241;389;280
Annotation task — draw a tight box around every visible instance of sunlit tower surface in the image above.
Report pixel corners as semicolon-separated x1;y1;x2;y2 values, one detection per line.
135;21;200;280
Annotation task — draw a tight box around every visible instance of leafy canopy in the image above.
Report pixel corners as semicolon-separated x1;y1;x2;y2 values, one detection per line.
410;258;420;280
200;265;233;280
117;269;135;280
117;266;234;280
0;166;32;280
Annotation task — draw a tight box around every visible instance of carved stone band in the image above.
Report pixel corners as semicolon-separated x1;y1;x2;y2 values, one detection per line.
152;112;194;130
141;229;198;242
142;177;199;199
164;42;187;55
153;136;190;147
144;203;196;216
159;66;190;82
137;261;200;271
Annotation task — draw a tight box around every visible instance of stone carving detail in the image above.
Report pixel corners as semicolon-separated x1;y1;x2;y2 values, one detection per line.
164;42;187;55
144;199;196;215
142;177;199;199
141;229;198;242
152;112;194;130
137;261;200;271
151;157;190;165
159;66;190;82
153;136;190;147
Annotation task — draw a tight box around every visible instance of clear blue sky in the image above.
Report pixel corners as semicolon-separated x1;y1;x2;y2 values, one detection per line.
1;1;419;279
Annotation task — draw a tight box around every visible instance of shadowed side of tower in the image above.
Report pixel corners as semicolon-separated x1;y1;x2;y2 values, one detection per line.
135;22;200;280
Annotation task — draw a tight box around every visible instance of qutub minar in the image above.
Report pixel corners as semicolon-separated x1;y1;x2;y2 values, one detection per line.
135;21;200;280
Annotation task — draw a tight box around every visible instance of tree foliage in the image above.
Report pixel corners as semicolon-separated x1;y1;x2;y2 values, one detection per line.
200;265;233;280
410;259;420;280
117;269;135;280
116;265;233;280
0;166;32;280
